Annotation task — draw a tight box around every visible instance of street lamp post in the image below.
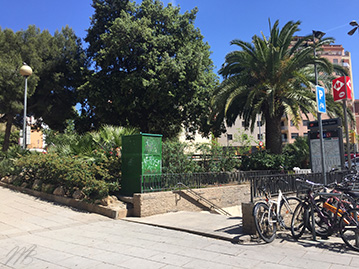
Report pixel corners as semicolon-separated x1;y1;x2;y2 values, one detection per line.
348;20;359;36
348;20;358;165
313;30;327;185
19;63;32;150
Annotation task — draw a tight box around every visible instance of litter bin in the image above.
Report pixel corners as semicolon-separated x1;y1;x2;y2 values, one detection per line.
121;133;162;196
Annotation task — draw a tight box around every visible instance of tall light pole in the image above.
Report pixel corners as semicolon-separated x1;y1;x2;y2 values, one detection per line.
19;63;32;150
313;30;327;185
348;20;358;165
348;20;359;36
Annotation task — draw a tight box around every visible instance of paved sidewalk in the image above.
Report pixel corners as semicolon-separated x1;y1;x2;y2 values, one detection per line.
1;186;359;269
125;211;245;243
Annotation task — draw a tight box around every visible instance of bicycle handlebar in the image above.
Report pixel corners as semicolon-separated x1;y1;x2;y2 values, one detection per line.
295;177;323;187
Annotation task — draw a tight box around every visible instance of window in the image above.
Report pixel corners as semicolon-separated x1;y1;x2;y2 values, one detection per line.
333;59;338;64
227;134;233;140
242;121;246;127
257;121;263;127
291;133;299;139
303;120;309;127
282;133;288;142
304;133;308;137
290;120;295;126
257;134;264;140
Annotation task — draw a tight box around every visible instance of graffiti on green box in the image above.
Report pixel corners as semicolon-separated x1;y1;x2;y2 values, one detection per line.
144;137;161;155
142;155;161;174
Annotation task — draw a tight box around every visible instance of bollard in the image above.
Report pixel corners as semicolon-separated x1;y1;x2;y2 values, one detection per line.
241;202;256;235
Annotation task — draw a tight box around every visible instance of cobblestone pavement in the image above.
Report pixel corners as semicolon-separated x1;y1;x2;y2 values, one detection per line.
1;186;359;269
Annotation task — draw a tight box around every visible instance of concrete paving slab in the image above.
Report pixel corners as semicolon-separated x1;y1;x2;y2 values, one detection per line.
125;211;246;243
2;185;359;268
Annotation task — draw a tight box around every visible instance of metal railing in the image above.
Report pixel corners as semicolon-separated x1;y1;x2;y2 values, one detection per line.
141;172;243;193
249;170;349;202
140;169;350;199
174;182;231;216
140;170;291;193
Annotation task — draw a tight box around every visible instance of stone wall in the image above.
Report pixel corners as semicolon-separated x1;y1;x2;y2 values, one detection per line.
132;183;250;217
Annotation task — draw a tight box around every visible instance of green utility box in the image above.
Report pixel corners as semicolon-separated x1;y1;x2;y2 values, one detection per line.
121;133;162;196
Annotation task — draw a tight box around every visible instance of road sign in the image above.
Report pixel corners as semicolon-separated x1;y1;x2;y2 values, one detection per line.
259;141;263;146
316;85;326;113
308;118;342;130
332;76;352;102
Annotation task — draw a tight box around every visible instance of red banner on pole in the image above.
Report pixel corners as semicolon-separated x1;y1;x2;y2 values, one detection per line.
332;76;352;102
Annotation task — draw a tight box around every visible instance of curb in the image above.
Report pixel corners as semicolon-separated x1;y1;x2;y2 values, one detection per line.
123;218;242;244
0;181;130;219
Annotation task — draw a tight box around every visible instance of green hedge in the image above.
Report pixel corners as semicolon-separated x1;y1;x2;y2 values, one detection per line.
12;153;119;200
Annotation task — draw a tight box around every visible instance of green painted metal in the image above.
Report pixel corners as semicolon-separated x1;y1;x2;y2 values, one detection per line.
121;133;162;195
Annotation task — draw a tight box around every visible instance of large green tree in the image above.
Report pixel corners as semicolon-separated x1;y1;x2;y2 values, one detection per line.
79;0;218;138
0;26;40;151
28;26;88;131
0;26;86;151
211;20;348;154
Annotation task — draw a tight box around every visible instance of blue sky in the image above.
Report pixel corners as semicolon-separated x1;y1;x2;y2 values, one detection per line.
2;0;359;97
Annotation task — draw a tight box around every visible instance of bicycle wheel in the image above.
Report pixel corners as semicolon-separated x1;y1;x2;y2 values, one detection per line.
279;196;301;229
340;208;359;251
307;198;333;237
253;202;277;243
291;202;307;240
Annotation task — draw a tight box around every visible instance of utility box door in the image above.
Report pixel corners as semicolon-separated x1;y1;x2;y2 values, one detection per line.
121;133;162;195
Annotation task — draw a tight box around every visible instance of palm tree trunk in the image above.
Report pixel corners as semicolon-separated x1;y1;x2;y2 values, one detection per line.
2;114;14;152
265;113;283;154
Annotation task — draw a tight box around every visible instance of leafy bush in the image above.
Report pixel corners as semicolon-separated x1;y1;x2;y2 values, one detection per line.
0;130;20;150
240;151;287;171
0;145;29;177
283;136;310;169
13;153;119;200
240;136;310;171
162;140;202;173
196;142;241;172
162;139;241;173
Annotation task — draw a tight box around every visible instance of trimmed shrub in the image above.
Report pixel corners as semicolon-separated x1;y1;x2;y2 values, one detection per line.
240;151;287;171
13;153;119;200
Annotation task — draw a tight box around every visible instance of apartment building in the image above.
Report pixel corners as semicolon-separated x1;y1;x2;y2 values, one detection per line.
282;44;355;144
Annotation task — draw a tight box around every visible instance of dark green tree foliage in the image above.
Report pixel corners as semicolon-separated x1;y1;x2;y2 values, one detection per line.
81;0;218;137
29;27;88;131
0;26;40;151
0;26;87;151
283;136;310;169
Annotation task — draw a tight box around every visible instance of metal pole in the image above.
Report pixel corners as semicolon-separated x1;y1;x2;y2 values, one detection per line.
313;31;327;185
258;114;262;142
343;76;352;169
22;76;28;149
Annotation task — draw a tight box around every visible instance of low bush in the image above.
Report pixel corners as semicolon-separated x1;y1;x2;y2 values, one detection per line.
12;153;119;200
240;151;287;171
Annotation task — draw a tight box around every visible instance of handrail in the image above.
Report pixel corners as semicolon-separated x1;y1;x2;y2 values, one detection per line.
173;182;232;217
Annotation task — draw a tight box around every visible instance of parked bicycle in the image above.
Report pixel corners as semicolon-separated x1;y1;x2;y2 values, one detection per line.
253;179;300;243
291;177;359;251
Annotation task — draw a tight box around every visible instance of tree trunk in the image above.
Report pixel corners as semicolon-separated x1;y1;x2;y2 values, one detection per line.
265;113;283;154
2;114;14;152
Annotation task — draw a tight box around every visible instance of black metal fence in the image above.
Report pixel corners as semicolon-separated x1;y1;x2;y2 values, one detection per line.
140;170;350;200
141;172;243;193
141;170;295;193
249;170;349;202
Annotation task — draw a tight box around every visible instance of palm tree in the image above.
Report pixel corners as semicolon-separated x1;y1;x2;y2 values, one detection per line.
90;125;139;149
211;20;347;154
